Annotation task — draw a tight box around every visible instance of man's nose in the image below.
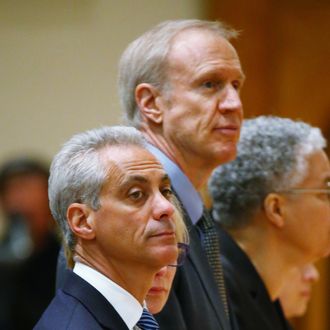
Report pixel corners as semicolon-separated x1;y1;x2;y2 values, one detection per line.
218;85;242;112
152;193;175;221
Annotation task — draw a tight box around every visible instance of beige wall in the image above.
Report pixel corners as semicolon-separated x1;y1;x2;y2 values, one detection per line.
0;0;204;164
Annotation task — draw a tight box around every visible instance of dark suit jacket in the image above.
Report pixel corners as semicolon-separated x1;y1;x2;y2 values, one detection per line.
154;205;231;330
35;270;129;330
217;226;291;330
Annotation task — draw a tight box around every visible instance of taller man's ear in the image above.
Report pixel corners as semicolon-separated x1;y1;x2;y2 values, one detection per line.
135;83;165;124
263;193;285;228
67;203;96;240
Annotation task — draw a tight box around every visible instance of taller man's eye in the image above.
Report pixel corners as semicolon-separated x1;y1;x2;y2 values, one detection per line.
202;80;225;91
203;81;217;89
203;81;214;88
232;80;241;91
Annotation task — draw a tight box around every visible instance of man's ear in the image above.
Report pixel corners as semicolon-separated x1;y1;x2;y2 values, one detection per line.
67;203;96;240
135;83;165;124
263;193;285;228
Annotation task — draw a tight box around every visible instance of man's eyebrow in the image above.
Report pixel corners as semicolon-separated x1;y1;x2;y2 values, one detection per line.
120;175;148;188
161;174;171;184
119;173;170;189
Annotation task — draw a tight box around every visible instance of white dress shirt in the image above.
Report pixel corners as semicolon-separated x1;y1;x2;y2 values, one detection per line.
74;262;143;330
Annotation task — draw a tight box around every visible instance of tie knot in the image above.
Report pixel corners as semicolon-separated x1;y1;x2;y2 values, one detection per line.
136;308;159;330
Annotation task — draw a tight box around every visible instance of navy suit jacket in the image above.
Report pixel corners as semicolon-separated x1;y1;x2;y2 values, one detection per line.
35;270;129;330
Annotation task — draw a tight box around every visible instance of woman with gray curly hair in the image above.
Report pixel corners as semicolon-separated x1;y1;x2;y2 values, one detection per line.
208;116;330;330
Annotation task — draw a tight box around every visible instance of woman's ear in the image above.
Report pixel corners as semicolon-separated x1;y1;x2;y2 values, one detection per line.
135;83;164;124
264;193;285;228
67;203;96;240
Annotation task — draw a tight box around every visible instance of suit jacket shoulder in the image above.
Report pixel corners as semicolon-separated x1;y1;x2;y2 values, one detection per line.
34;270;129;330
218;226;291;330
155;201;231;330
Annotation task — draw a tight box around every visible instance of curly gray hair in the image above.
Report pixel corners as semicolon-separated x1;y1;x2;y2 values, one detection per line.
208;116;327;229
48;126;146;250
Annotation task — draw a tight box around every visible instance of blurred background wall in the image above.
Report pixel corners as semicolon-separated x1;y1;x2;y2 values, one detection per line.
0;0;205;164
1;0;329;329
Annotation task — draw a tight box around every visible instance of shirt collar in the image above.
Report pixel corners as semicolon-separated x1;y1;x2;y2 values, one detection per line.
73;262;143;330
147;143;203;225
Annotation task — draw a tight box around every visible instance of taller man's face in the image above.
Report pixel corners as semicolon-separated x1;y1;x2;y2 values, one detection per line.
91;145;178;271
161;29;244;168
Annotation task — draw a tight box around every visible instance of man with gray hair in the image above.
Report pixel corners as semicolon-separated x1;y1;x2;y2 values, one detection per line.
35;126;179;329
208;116;330;330
118;19;245;330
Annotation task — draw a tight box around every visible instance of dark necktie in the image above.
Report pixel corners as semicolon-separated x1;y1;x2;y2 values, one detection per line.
198;208;229;319
136;308;159;330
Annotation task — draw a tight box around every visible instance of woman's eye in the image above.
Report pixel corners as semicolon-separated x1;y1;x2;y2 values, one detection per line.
232;80;241;90
321;191;330;202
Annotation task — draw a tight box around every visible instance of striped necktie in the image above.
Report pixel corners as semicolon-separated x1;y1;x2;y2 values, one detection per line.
136;308;159;330
198;208;229;319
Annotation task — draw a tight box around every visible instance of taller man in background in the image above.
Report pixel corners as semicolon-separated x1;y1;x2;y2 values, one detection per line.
118;19;245;330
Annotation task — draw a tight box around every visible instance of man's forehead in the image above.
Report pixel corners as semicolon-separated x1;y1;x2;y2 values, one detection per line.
102;145;161;167
170;29;238;57
167;29;242;77
102;144;152;160
105;161;169;192
112;158;164;172
101;145;167;183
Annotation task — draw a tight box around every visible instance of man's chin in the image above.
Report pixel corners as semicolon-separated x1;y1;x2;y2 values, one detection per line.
214;145;238;165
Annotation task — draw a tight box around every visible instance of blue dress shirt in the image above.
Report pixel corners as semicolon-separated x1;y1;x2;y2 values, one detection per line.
147;143;203;226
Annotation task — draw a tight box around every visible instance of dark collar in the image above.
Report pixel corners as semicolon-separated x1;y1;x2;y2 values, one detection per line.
217;226;270;302
217;226;291;329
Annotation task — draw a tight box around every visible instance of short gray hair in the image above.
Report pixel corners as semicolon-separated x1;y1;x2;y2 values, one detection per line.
208;116;327;229
118;19;238;128
49;126;146;249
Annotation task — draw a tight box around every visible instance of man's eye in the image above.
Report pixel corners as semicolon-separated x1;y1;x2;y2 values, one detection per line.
203;81;217;89
162;187;173;199
202;80;224;91
129;190;144;200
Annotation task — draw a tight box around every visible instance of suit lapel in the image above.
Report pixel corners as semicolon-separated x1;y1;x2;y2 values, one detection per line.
62;270;129;330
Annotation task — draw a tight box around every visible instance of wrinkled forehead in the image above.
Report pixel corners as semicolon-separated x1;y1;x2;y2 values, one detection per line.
168;28;240;62
100;145;167;186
